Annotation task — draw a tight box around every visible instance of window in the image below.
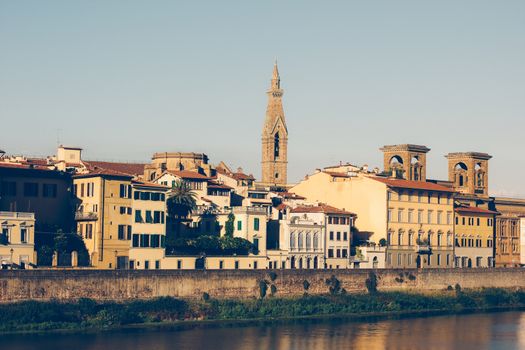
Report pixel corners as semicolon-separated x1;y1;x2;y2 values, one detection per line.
120;206;126;214
397;254;401;266
462;217;466;225
408;210;413;223
254;261;258;269
254;218;260;231
141;234;150;247
177;260;182;269
418;192;423;203
437;211;442;225
132;234;140;247
23;182;39;197
0;181;16;196
408;231;413;246
153;211;161;223
155;260;160;269
397;209;403;223
342;249;348;258
437;195;441;204
42;184;57;198
328;249;334;258
387;209;393;222
343;232;348;241
336;249;341;258
477;218;480;226
151;235;160;248
234;261;239;269
437;233;442;246
20;228;28;243
118;225;126;240
145;210;153;223
219;260;224;269
447;212;452;225
437;254;441;266
253;238;259;253
427;211;433;224
428;193;432;204
329;231;334;240
398;231;403;245
144;261;150;270
135;210;143;223
418;210;423;224
387;191;392;201
336;232;341;241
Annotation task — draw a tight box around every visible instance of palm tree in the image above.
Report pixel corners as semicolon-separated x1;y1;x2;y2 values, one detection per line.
167;179;198;219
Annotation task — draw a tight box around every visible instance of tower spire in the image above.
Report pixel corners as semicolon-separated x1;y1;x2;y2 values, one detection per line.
271;61;280;90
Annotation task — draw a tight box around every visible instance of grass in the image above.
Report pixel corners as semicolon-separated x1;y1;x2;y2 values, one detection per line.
1;288;525;334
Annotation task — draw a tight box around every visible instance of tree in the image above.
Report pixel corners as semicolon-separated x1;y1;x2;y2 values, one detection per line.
167;180;198;219
225;213;235;238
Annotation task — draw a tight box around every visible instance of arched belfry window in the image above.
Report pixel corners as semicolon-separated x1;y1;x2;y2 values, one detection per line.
274;132;280;158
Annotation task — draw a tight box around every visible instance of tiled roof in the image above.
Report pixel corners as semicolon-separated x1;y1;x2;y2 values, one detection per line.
369;177;456;193
132;180;170;190
291;204;356;216
74;167;133;179
324;171;352;178
207;181;233;190
84;161;146;176
0;162;51;171
279;191;306;200
455;206;499;215
217;166;255;181
169;170;209;180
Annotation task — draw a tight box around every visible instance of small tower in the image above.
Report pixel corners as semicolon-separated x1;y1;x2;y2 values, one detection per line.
445;152;491;196
261;62;288;186
380;144;430;181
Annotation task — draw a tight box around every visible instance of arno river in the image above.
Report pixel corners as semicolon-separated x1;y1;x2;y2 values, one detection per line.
4;311;525;350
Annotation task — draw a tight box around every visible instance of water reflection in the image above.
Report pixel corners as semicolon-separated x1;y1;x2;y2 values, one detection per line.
3;311;525;350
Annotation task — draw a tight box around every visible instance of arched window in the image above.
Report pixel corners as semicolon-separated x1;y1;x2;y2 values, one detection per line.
306;232;312;250
290;231;296;249
313;232;319;250
298;232;303;249
274;132;280;158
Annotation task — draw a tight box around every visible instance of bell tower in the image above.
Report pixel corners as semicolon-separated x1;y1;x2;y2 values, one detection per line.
261;62;288;186
380;144;430;181
445;152;491;196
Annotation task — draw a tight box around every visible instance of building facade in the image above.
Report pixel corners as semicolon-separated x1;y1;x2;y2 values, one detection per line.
0;211;36;268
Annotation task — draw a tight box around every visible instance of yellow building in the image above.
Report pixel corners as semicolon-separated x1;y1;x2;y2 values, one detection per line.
454;205;497;268
0;211;36;268
74;169;134;269
129;181;169;269
291;172;456;268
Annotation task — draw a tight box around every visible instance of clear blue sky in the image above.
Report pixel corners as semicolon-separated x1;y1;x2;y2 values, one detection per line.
1;1;524;196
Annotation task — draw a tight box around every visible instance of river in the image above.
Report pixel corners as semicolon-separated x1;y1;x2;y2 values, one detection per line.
3;311;525;349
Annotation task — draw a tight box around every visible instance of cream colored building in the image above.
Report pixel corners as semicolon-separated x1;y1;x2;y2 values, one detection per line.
291;172;456;268
0;211;36;268
454;206;497;268
129;181;169;269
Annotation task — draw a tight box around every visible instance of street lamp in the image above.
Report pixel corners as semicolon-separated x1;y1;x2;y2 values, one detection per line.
10;248;14;269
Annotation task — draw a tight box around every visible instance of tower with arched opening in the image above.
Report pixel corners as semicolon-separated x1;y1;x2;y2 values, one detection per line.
445;152;492;196
261;62;288;186
380;144;430;181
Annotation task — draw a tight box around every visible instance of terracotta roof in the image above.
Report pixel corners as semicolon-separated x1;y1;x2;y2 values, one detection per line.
324;171;352;178
279;191;306;200
291;204;356;216
74;167;133;179
369;177;456;193
0;162;51;171
168;170;209;180
276;203;288;211
84;161;145;176
217;166;255;181
132;180;170;190
455;206;499;215
207;181;233;190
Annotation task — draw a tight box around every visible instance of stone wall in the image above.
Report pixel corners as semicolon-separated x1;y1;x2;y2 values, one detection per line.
1;268;525;303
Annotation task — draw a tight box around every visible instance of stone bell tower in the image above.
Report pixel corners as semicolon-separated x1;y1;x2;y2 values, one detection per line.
380;144;430;181
261;62;288;186
445;152;491;196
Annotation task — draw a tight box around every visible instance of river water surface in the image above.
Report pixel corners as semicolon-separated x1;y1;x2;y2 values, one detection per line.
4;311;525;350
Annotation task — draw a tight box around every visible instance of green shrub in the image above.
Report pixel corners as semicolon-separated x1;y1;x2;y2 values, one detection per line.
366;272;378;294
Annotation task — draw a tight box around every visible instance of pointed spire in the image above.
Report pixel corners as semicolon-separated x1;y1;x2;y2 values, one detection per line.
271;60;280;90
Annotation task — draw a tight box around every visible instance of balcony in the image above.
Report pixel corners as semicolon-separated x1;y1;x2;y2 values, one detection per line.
415;239;432;254
0;211;35;219
75;211;98;221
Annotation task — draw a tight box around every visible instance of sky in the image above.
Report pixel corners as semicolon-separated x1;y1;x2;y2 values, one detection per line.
1;1;524;197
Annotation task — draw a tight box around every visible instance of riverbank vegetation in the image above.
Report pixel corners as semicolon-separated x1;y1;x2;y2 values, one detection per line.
1;287;525;333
